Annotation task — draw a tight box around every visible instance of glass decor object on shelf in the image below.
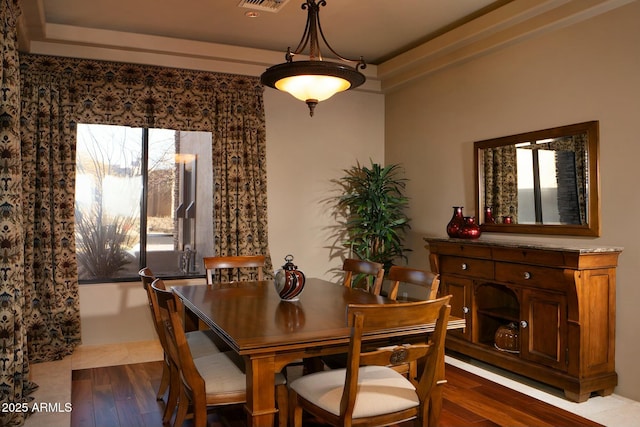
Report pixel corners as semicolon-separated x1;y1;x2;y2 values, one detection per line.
494;322;520;353
274;255;306;301
459;217;481;239
474;121;600;236
446;206;465;238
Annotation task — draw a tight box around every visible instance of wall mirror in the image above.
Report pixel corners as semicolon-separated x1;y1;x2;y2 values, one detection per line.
475;121;600;236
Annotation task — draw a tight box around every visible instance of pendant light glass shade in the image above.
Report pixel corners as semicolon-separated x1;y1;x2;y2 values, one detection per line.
260;0;366;116
276;75;350;102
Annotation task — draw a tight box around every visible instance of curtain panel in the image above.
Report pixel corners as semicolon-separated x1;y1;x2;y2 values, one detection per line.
1;2;38;426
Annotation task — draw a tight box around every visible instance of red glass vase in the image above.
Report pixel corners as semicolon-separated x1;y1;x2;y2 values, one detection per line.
459;216;481;239
446;206;465;238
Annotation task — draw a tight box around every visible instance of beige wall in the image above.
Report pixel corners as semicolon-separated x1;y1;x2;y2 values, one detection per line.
385;2;640;401
265;88;385;280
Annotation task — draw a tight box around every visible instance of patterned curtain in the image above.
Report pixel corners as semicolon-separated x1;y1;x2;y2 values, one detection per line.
483;144;518;222
0;3;38;426
20;58;82;362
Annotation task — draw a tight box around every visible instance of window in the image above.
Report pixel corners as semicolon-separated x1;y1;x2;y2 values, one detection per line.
75;124;213;282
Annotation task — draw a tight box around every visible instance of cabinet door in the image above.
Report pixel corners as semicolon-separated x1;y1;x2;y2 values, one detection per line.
520;290;568;371
441;275;473;341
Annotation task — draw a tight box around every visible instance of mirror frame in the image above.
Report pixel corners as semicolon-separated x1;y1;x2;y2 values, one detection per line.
474;121;600;236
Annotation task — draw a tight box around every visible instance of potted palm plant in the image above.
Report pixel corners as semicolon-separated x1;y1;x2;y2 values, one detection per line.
335;160;411;272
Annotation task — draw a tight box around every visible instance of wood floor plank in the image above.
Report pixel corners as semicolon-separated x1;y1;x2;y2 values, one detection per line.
70;394;96;427
114;396;145;427
92;384;119;427
72;361;603;427
109;364;136;400
71;378;93;403
440;397;496;426
125;363;159;414
443;385;566;427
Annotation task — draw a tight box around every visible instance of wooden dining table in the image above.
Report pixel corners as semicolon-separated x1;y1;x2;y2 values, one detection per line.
171;278;465;427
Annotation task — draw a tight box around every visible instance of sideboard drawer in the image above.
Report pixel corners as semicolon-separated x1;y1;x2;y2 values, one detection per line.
492;247;566;267
495;263;569;291
441;256;494;280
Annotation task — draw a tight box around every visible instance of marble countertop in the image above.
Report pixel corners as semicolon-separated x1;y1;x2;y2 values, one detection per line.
423;236;623;253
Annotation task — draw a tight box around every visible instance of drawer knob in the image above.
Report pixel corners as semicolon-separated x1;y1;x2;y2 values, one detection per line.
462;306;470;314
461;263;468;270
520;320;528;329
523;272;531;279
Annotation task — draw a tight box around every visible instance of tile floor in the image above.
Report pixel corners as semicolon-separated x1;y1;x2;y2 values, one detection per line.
24;340;640;427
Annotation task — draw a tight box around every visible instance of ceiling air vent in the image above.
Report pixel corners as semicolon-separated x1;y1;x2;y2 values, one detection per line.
238;0;291;13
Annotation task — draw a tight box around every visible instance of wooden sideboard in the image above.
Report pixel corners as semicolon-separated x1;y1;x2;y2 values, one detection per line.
425;237;622;402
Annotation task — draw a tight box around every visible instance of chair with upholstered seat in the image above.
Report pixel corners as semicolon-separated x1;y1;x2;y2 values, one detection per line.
384;265;442;384
203;255;266;284
150;281;289;427
289;295;452;427
139;267;172;400
387;265;440;302
341;258;385;295
138;268;221;421
318;259;386;371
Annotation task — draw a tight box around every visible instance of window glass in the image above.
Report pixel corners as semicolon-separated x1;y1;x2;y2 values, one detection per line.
75;124;212;282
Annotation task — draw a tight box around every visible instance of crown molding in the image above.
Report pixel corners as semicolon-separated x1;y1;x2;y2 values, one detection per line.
377;0;635;92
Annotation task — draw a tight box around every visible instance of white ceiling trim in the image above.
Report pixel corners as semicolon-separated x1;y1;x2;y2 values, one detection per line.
378;0;635;92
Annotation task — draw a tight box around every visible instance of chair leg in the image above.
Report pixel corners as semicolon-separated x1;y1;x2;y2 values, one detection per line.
163;364;179;424
173;387;189;427
157;358;170;400
276;384;288;427
290;389;303;427
192;391;207;427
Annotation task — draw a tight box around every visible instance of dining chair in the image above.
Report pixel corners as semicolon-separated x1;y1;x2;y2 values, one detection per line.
387;265;440;302
342;258;385;295
138;269;221;407
385;265;442;384
318;259;386;371
150;281;289;427
203;255;266;284
289;295;452;427
139;267;172;400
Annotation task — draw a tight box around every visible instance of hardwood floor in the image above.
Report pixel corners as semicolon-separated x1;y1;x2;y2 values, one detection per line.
71;361;603;427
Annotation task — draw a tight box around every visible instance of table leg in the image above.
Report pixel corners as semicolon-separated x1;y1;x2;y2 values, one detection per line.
245;355;277;427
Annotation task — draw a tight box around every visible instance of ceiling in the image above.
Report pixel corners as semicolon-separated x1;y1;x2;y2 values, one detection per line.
17;0;633;90
19;0;506;65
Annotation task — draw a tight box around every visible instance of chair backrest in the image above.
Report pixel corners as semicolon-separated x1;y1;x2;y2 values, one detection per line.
143;277;170;352
342;258;385;295
342;295;452;423
138;268;167;343
203;255;265;284
387;265;440;301
150;280;203;395
139;267;155;291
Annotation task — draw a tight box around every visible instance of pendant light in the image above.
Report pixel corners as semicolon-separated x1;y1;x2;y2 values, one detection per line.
260;0;366;116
